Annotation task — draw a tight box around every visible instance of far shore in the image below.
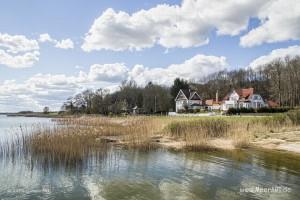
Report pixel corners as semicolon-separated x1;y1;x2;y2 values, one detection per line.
2;112;62;118
1;111;285;118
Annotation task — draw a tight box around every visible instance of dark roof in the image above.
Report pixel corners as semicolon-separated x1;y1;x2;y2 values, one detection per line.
190;91;201;100
176;89;201;101
181;89;191;99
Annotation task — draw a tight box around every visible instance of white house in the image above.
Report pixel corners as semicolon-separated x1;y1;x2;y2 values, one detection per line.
221;88;267;111
175;89;202;112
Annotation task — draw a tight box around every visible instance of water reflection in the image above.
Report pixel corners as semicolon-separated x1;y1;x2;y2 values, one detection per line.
1;147;300;200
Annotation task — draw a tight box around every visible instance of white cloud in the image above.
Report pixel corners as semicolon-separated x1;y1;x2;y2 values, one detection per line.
0;53;228;111
0;33;40;68
249;45;300;69
128;54;229;85
82;0;300;51
0;33;39;53
82;0;267;51
0;72;106;112
55;39;74;49
240;0;300;47
0;50;40;68
39;33;74;49
88;63;128;82
38;33;53;43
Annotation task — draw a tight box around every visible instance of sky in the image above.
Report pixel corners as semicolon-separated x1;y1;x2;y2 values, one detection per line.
0;0;300;112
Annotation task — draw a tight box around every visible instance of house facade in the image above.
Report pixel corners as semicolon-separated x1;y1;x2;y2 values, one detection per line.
221;88;267;111
175;89;202;112
205;99;221;111
205;90;221;111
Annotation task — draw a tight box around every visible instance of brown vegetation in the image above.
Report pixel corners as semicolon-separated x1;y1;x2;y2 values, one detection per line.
1;110;300;167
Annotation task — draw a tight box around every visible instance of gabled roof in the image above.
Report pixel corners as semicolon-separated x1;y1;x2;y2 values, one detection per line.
236;88;254;99
223;87;254;101
189;91;201;100
181;89;191;99
175;89;201;101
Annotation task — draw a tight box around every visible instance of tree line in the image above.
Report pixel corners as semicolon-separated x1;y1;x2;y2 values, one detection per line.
61;56;300;114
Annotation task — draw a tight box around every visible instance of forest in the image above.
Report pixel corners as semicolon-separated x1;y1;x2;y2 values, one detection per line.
61;56;300;114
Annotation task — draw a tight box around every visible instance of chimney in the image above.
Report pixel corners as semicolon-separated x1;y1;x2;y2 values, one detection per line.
216;90;219;104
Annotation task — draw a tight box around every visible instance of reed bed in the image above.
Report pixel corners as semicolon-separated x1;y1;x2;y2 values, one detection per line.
165;111;300;150
1;111;300;167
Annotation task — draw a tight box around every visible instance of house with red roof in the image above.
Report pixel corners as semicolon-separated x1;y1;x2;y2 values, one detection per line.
205;90;221;111
221;87;267;111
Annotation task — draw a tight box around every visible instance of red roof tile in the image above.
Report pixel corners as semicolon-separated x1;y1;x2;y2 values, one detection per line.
236;88;254;98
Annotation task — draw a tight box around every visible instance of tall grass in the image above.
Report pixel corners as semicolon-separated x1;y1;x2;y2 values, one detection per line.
166;111;300;150
1;110;299;167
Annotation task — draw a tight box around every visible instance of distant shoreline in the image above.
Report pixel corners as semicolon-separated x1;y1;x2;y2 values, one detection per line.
1;112;61;118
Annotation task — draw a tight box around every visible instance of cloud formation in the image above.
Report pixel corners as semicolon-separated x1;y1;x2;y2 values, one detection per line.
0;33;40;68
128;54;228;85
82;0;267;51
88;63;129;82
249;45;300;69
240;0;300;47
39;33;74;49
82;0;300;51
0;32;75;68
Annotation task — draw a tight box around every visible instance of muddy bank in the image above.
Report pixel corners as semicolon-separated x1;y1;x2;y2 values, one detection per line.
97;130;300;154
252;130;300;153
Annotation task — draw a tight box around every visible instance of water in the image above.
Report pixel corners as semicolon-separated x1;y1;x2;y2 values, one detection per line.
0;115;300;200
0;115;52;142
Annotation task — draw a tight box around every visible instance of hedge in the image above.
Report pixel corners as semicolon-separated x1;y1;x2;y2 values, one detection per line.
227;107;290;115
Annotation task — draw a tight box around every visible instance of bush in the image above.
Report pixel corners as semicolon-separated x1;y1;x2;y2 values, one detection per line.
194;109;200;113
227;107;290;115
177;109;186;113
227;108;255;115
257;107;290;113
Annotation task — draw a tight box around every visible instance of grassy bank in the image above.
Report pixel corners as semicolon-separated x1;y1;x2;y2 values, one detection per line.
1;110;300;166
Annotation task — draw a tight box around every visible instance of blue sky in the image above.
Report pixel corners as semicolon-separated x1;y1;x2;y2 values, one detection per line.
0;0;299;112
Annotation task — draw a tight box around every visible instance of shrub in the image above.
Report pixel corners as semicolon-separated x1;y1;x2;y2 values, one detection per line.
227;107;290;115
257;107;290;113
177;109;186;114
227;108;255;115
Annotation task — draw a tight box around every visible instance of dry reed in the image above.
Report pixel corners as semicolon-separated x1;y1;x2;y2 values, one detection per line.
1;111;299;167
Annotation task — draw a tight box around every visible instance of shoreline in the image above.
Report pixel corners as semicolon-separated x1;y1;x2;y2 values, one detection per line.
97;132;300;154
3;114;300;156
5;113;60;118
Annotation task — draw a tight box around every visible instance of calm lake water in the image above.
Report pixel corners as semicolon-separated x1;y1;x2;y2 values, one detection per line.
0;115;300;200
